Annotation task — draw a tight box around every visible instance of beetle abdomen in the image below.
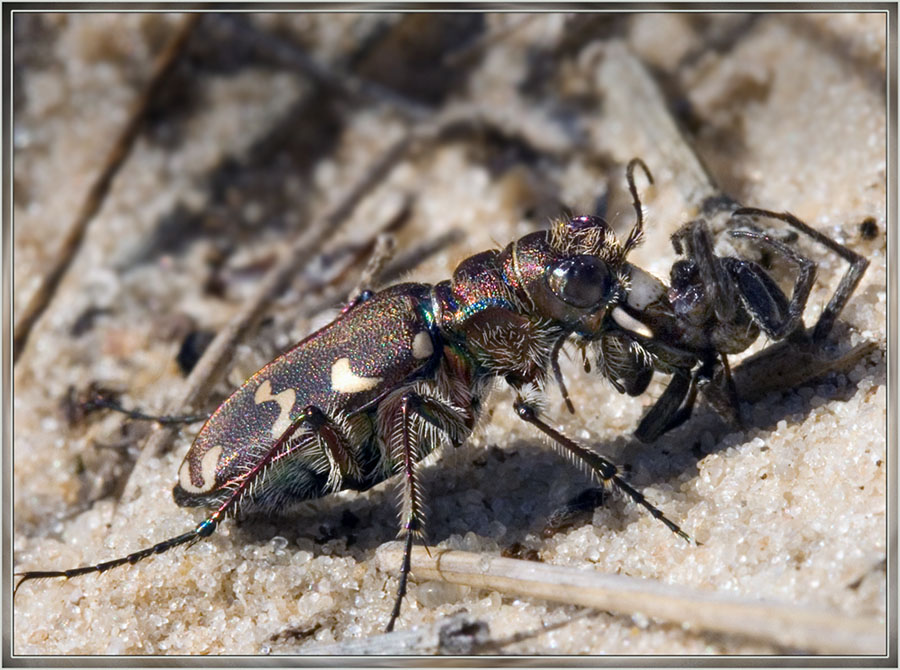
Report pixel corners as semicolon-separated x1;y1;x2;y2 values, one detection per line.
173;283;440;509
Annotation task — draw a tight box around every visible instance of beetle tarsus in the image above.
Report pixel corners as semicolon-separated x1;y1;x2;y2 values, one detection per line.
386;532;415;633
14;525;210;596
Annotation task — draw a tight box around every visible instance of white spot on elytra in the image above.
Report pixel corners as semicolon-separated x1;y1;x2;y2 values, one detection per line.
254;379;297;438
331;357;382;393
612;306;654;339
178;445;223;494
412;331;433;359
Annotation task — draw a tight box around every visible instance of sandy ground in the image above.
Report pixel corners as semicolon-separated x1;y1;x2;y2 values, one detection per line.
11;12;887;657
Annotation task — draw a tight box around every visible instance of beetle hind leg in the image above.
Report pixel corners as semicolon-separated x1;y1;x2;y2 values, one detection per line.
18;405;362;596
13;521;218;597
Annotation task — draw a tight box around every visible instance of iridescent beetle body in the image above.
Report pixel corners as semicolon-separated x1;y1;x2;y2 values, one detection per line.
15;159;868;633
174;283;443;512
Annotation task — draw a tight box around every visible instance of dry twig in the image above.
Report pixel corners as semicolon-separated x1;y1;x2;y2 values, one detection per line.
376;544;885;655
596;40;722;208
205;14;432;123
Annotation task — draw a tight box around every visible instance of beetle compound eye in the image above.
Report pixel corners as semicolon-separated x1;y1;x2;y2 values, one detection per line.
549;256;612;308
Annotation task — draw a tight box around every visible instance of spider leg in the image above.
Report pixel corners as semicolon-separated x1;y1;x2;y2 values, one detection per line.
697;353;745;430
672;219;737;324
726;228;816;341
733;207;868;343
633;369;695;443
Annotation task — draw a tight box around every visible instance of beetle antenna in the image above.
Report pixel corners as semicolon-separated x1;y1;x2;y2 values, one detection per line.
624;158;654;255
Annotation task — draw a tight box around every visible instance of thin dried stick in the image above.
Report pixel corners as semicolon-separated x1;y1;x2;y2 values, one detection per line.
297;604;586;656
376;544;885;655
442;15;539;68
299;613;489;656
379;229;465;283
13;14;201;364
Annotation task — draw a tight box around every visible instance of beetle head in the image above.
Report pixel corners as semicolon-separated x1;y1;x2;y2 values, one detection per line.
502;215;631;335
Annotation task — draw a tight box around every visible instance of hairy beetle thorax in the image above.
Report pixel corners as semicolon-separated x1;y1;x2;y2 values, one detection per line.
431;249;554;385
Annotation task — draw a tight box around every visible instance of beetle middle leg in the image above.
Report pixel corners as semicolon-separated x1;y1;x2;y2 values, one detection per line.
550;333;577;415
379;388;473;633
513;397;691;543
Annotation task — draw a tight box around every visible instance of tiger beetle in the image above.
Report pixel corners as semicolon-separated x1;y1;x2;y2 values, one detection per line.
14;159;868;633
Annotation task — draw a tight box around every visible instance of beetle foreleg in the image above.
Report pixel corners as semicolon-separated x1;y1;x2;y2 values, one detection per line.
513;399;692;543
595;332;654;397
550;334;576;415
